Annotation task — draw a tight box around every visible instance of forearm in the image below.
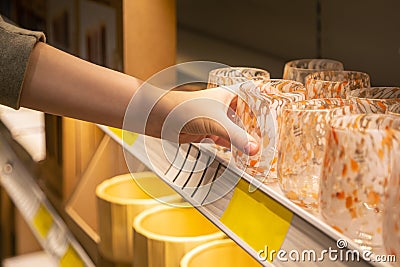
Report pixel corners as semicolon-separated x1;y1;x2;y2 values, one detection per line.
20;42;142;128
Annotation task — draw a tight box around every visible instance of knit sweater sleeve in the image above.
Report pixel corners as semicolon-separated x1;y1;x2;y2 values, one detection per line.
0;15;46;109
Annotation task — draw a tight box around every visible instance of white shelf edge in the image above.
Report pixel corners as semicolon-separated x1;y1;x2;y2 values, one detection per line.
0;125;95;267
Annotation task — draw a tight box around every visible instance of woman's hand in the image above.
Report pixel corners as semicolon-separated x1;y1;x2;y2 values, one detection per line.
143;87;259;156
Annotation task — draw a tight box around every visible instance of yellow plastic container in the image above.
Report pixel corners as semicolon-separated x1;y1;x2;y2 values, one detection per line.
96;172;181;264
181;239;261;267
133;205;226;267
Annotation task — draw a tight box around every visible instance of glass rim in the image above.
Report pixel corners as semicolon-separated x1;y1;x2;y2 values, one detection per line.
388;102;400;114
208;66;270;78
242;88;304;103
285;58;344;71
263;78;305;87
282;98;351;112
240;78;305;90
329;114;400;131
346;87;400;101
306;70;370;84
239;79;305;101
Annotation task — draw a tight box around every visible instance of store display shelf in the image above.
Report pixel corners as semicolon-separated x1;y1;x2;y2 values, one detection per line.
99;125;392;267
0;123;94;267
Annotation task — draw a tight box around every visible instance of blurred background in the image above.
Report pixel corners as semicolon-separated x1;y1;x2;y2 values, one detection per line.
0;0;399;266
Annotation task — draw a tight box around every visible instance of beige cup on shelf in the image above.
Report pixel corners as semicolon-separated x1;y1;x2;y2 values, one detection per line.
180;239;261;267
96;172;182;264
133;205;226;267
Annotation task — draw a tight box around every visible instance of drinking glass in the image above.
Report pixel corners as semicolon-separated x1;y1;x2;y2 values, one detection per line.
346;87;400;113
232;79;305;184
305;71;370;99
320;114;400;249
207;67;270;160
277;99;352;209
283;58;344;85
383;133;400;262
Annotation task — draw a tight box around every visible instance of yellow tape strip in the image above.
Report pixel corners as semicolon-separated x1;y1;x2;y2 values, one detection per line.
108;127;138;146
220;179;293;262
32;205;53;238
59;245;85;267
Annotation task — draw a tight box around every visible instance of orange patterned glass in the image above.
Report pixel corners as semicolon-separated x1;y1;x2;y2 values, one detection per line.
383;133;400;263
232;79;305;184
206;67;270;160
320;114;400;249
277;99;352;209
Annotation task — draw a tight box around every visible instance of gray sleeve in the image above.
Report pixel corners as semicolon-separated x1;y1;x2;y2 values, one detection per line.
0;15;46;109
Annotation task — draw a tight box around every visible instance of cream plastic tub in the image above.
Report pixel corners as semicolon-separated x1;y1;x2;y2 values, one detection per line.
181;239;261;267
133;205;226;267
96;172;181;264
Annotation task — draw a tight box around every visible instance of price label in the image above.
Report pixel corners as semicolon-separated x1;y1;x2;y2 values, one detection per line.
220;179;293;262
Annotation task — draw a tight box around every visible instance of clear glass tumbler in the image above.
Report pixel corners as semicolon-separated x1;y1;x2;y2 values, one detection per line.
207;67;270;159
305;70;370;99
346;87;400;114
277;99;352;209
320;114;400;249
283;58;344;85
232;79;305;184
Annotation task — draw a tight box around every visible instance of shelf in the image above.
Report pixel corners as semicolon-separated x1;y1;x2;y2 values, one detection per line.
99;125;392;267
0;123;94;267
0;111;392;266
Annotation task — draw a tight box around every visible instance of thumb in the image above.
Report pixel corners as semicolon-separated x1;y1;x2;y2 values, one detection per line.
202;86;260;155
210;114;260;156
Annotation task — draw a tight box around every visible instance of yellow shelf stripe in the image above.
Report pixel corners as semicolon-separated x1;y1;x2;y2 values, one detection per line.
108;127;138;146
32;205;54;238
59;245;85;267
220;179;293;262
